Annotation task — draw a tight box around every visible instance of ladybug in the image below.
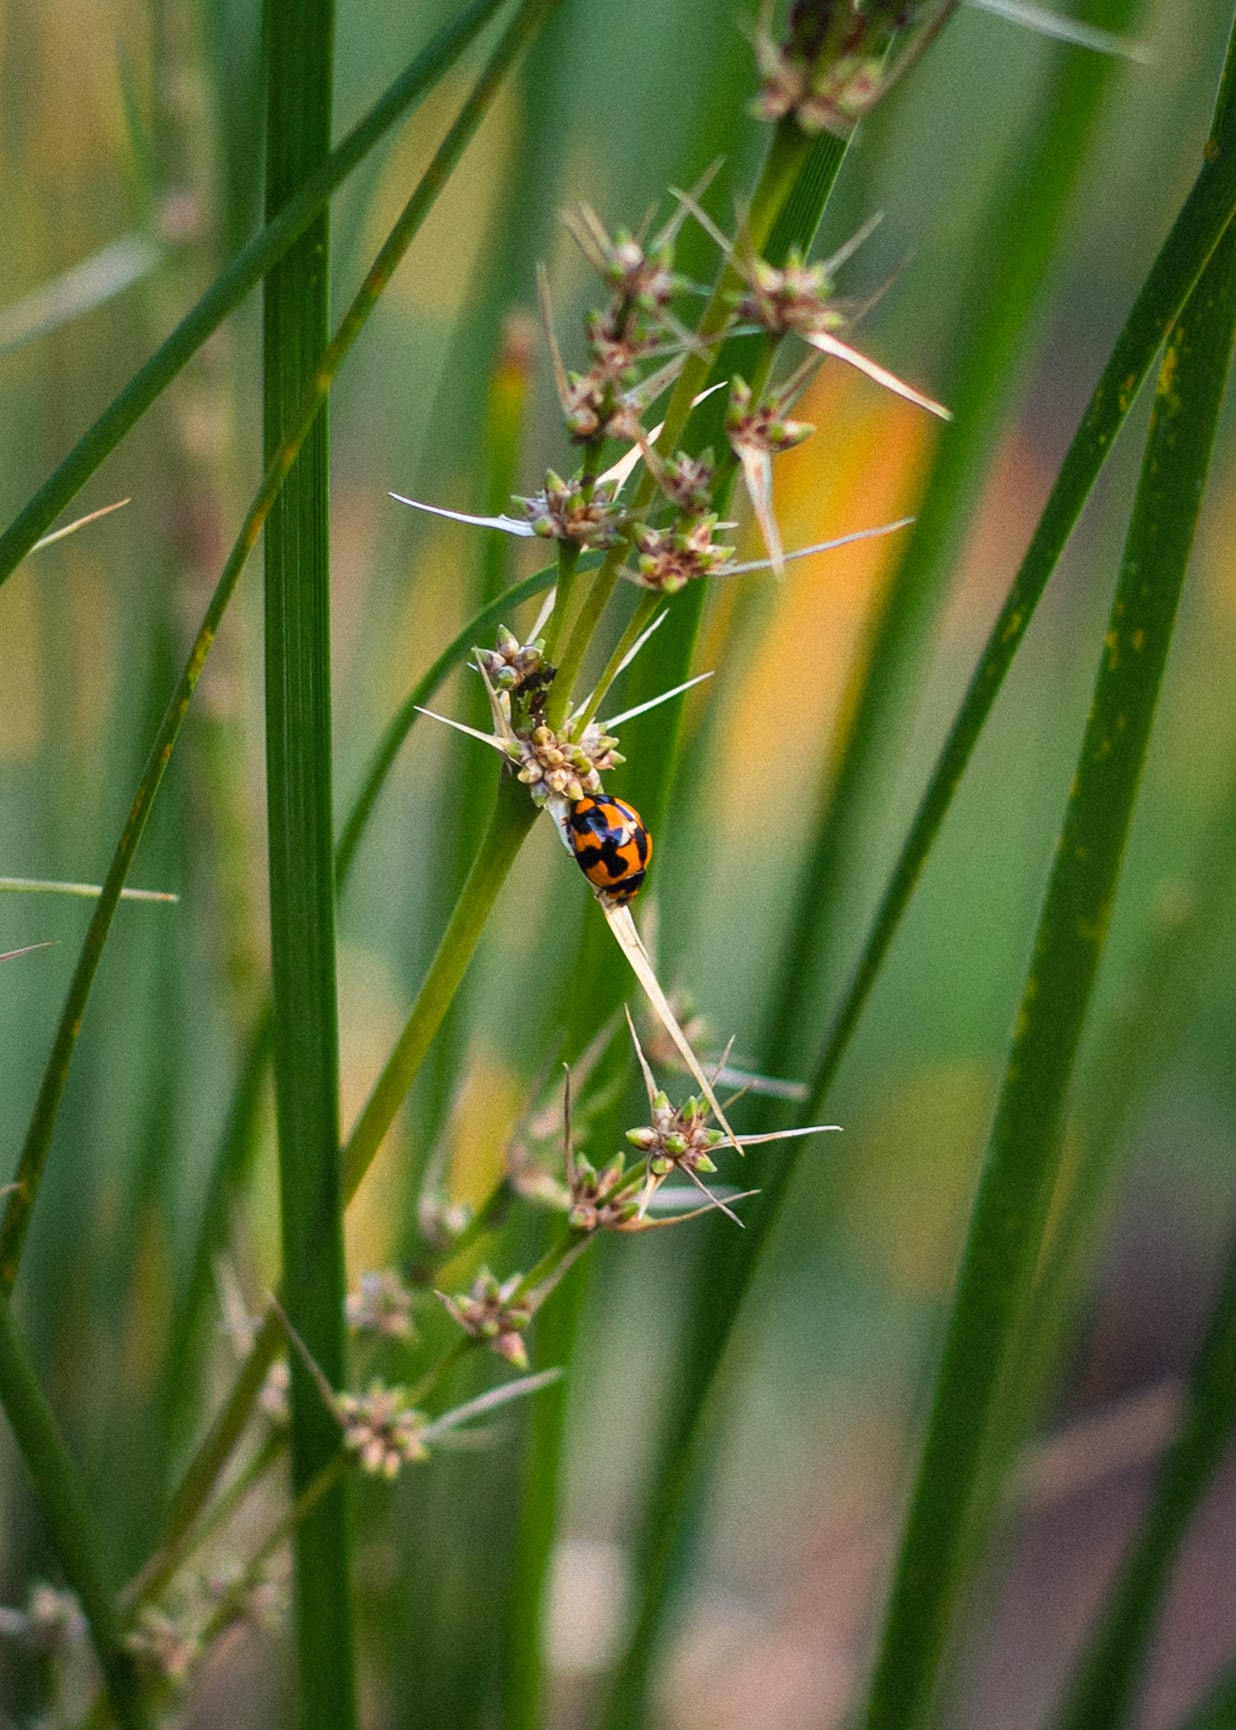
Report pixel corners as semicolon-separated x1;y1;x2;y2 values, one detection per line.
567;795;652;905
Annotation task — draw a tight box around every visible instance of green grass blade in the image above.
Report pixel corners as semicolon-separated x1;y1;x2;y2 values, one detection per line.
0;0;555;1298
598;25;1236;1723
261;2;355;1725
1168;1656;1236;1730
0;1295;149;1730
341;773;540;1202
862;58;1236;1730
805;55;1236;1129
0;0;507;588
761;0;1145;1069
161;558;555;1457
1052;1214;1236;1730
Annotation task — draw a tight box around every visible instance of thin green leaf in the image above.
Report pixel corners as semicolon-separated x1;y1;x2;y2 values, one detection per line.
600;22;1236;1720
1052;1217;1236;1730
0;1295;149;1730
863;62;1236;1730
0;0;557;1296
0;0;508;587
761;0;1147;1070
261;0;354;1716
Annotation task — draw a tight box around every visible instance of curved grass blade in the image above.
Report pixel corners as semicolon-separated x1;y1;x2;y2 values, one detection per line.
0;0;559;1293
761;0;1149;1075
0;0;507;588
0;1295;150;1730
162;558;556;1463
1051;1214;1236;1730
601;26;1236;1721
1168;1655;1236;1730
862;75;1236;1730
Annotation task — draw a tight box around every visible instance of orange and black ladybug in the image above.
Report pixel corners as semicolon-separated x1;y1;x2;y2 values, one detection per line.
567;795;652;905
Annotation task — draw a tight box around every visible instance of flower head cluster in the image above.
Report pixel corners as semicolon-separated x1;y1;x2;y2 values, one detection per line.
515;717;625;805
0;1582;86;1655
347;1267;416;1341
551;206;697;446
515;470;627;546
438;1268;532;1369
337;1381;430;1478
754;0;949;135
726;375;815;459
633;515;735;595
733;248;847;340
477;627;551;697
127;1603;201;1685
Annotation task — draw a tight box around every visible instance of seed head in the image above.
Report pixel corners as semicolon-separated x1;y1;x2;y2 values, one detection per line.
753;0;949;135
515;716;624;805
258;1357;291;1431
726;376;815;456
657;449;717;514
126;1604;201;1685
336;1381;430;1478
437;1269;533;1370
633;516;735;594
733;248;846;338
515;471;627;547
0;1583;86;1655
347;1268;416;1341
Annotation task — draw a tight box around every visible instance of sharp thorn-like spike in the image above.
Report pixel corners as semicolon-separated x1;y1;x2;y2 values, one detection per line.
537;263;572;407
606;907;742;1153
682;1163;745;1227
667;183;736;260
737;444;786;582
735;1125;842;1147
31;497;131;554
965;0;1151;61
722;517;914;575
389;493;536;536
803;331;952;419
821;210;885;278
413;706;510;752
624;1004;661;1111
602;670;713;730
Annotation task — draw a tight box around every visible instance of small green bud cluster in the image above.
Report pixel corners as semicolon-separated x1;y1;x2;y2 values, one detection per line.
726;376;815;458
478;625;549;693
754;0;951;135
626;1089;725;1179
559;208;692;446
516;470;626;546
566;1149;639;1233
516;716;624;805
437;1268;532;1369
732;248;847;340
633;514;734;594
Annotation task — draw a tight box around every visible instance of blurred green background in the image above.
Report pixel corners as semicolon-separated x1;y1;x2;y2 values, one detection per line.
2;1;1236;1725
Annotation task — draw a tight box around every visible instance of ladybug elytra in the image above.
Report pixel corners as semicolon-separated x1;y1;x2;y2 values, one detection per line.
567;795;652;905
